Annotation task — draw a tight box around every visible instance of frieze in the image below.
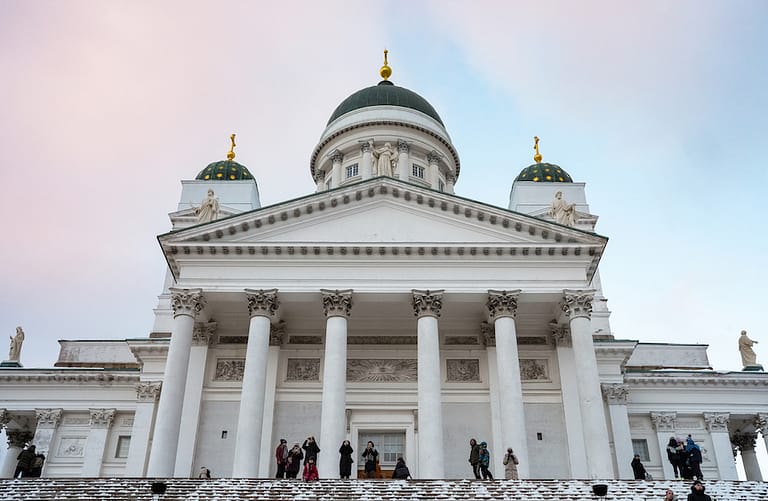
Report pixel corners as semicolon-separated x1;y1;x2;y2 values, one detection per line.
650;412;677;432
446;359;480;382
56;437;86;458
215;359;245;381
219;336;248;344
286;358;320;381
675;418;702;429
136;381;162;402
520;359;549;381
704;412;730;432
348;336;417;345
518;337;548;345
347;359;418;382
289;336;323;345
89;409;115;428
411;290;443;318
62;416;90;426
36;408;63;428
444;336;480;345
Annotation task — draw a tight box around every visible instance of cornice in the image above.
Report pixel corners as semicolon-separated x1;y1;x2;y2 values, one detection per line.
625;372;768;387
0;371;139;385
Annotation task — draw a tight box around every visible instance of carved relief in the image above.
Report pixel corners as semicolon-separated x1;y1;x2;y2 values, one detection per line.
245;288;280;318
479;321;495;347
444;336;480;345
411;290;444;318
321;289;353;317
286;359;320;381
520;359;549;381
347;359;418;382
215;359;245;381
193;321;217;346
89;409;115;428
270;321;286;346
650;412;677;432
169;288;205;318
704;412;730;432
561;289;595;320
289;336;323;345
62;416;90;426
446;359;480;382
219;336;248;344
136;381;162;402
486;290;521;320
348;336;417;345
56;437;86;457
35;408;63;428
518;337;548;345
601;383;630;404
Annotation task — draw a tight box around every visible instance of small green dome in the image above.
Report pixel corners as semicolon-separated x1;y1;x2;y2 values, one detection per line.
195;160;254;181
515;162;573;183
328;80;444;126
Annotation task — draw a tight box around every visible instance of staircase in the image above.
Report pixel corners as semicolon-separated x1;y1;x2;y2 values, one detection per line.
1;478;766;500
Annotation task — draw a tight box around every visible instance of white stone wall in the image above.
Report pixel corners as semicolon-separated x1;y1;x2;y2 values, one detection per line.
192;401;241;478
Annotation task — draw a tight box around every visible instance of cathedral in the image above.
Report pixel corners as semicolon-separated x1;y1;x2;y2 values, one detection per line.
1;54;766;482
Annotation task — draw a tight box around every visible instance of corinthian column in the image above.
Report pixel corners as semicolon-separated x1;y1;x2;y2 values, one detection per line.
733;432;763;481
82;409;116;477
360;141;373;180
397;140;410;182
318;289;353;478
757;414;768;463
125;381;161;476
329;149;344;189
704;412;738;480
561;289;613;478
412;289;445;478
486;290;529;478
602;384;633;479
232;289;279;477
147;288;204;477
427;151;441;189
1;429;33;478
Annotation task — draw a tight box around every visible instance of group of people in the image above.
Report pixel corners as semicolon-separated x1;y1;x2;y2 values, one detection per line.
13;444;45;479
664;480;713;501
468;438;519;480
666;435;704;481
274;437;411;480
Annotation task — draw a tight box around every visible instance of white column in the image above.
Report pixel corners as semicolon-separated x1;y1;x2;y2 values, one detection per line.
329;150;343;189
232;289;280;477
486;290;529;478
733;433;763;481
1;429;32;478
549;325;588;478
360;141;373;180
258;336;283;477
561;290;613;479
482;322;504;478
318;289;353;478
704;412;738;480
650;412;677;480
147;288;204;477
397;140;410;182
125;382;161;476
412;289;445;478
427;151;441;189
446;173;456;194
81;409;115;477
756;413;768;460
602;385;634;480
174;321;216;477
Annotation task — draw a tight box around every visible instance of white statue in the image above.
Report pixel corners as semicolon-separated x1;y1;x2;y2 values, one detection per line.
9;326;24;361
372;142;396;177
196;189;220;223
739;330;759;366
549;191;576;227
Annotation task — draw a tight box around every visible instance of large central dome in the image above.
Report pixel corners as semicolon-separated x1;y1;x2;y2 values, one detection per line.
327;80;444;126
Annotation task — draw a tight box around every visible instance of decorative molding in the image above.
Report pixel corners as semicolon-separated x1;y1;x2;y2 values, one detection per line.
169;288;205;319
215;359;245;381
321;289;353;317
347;359;417;382
479;321;495;347
56;437;86;458
286;358;320;381
245;288;280;318
6;430;33;448
289;335;323;345
446;359;480;382
675;418;703;429
35;408;63;428
731;432;757;452
136;381;162;402
518;337;548;345
348;336;417;345
89;408;116;428
561;289;595;320
549;323;572;347
704;412;730;432
624;374;768;387
444;336;480;345
0;373;139;384
427;150;442;165
219;336;248;344
270;320;286;346
601;383;630;404
411;289;444;318
520;359;549;381
755;413;768;434
328;149;344;164
193;321;217;346
486;289;521;320
62;416;90;426
650;412;677;432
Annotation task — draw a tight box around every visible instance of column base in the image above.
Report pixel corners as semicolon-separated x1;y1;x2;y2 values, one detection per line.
743;365;764;372
0;361;22;367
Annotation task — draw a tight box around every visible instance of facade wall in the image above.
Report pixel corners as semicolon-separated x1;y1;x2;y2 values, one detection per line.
193;401;240;477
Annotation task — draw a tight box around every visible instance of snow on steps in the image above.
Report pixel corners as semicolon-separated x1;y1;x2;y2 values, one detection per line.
0;478;766;500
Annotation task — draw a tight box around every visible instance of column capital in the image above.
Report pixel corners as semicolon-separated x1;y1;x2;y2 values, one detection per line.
704;412;730;432
0;408;7;428
89;408;116;428
427;150;442;165
136;381;162;402
327;149;344;164
270;320;286;346
397;139;410;153
245;288;280;318
486;289;521;320
548;323;572;347
360;140;372;153
601;383;630;404
6;429;33;448
193;321;217;346
479;321;495;347
731;432;758;452
561;289;596;320
321;289;353;317
755;413;768;434
35;408;63;428
169;288;205;319
650;411;677;432
411;289;444;318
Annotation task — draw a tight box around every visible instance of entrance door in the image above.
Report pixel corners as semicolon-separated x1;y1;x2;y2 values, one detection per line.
357;431;405;479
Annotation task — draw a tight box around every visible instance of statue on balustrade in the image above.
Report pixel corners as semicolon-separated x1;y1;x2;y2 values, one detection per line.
738;330;760;368
373;142;396;177
8;326;24;361
196;189;220;223
549;191;576;227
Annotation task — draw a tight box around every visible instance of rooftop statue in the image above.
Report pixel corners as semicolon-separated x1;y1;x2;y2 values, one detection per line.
8;326;24;361
550;191;576;227
196;188;221;223
373;142;396;177
738;330;759;367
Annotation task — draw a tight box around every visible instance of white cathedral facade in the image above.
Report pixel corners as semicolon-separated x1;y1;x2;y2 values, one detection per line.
1;58;767;482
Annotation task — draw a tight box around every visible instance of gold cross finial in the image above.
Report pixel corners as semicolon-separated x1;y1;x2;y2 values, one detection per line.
227;133;236;161
533;136;542;163
380;49;392;81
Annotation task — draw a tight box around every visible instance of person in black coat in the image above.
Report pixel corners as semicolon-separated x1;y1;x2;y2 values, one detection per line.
302;436;320;465
392;457;412;479
631;454;647;480
688;443;704;480
361;441;379;479
338;440;354;479
285;443;304;479
666;437;682;478
14;445;36;479
687;480;712;501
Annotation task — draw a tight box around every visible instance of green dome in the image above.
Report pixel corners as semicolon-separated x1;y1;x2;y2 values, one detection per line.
195;160;254;181
327;80;444;126
515;162;573;183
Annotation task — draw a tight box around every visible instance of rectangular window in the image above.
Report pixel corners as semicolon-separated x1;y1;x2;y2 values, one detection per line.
412;164;425;179
326;180;332;190
115;436;131;458
632;439;650;461
438;180;445;192
358;431;405;467
345;163;359;178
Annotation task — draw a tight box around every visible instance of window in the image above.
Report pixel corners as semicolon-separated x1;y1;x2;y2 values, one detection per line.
115;436;131;458
438;180;445;192
632;439;650;461
358;431;405;467
345;163;359;178
412;164;425;179
326;180;332;190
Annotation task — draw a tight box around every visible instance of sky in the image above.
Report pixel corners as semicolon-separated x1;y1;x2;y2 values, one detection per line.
1;0;767;477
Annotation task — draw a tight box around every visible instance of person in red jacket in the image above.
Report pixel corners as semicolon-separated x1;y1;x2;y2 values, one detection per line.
302;457;319;481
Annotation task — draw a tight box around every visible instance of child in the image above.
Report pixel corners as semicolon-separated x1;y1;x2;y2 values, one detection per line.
478;441;493;480
302;457;319;481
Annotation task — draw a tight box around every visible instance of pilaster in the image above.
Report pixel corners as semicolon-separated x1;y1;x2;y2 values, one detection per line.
602;384;633;479
125;381;161;476
33;408;62;458
704;412;738;480
81;409;115;477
